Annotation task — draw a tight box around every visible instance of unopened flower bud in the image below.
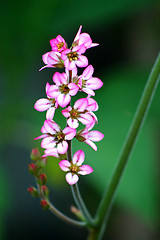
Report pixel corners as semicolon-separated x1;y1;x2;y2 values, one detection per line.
37;157;47;168
40;200;49;210
41;185;49;198
28;163;37;175
27;187;39;197
30;148;41;161
37;173;47;185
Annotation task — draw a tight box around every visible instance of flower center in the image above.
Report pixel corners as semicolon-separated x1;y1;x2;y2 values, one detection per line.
70;165;79;173
49;98;56;106
70;109;79;119
54;132;65;143
59;84;70;95
67;51;78;61
57;42;64;51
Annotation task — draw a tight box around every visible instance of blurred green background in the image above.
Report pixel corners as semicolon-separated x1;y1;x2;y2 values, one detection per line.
1;0;160;239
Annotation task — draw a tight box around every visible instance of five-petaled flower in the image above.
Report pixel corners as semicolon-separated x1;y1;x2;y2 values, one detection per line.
34;83;58;120
59;150;93;185
47;72;79;107
62;98;98;129
50;35;67;52
35;120;76;154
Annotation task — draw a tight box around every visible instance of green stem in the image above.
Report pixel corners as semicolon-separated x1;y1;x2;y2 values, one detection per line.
71;183;94;227
91;52;160;239
37;184;86;227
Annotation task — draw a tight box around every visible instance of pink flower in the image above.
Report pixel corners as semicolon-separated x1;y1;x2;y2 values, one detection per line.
35;120;76;154
61;45;88;70
76;128;104;151
78;65;103;96
73;25;99;50
59;150;93;185
40;51;64;71
47;72;79;107
50;35;67;52
62;98;97;129
34;83;58;120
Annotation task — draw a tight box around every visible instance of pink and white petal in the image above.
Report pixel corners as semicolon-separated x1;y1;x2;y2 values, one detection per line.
88;130;104;142
90;43;99;48
65;59;76;70
59;160;71;172
74;45;86;54
45;82;51;93
82;65;94;79
85;139;97;151
57;94;71;108
46;107;56;120
73;25;82;42
90;111;98;122
41;125;47;133
66;173;79;185
61;49;71;61
68;83;79;96
47;52;59;65
67;118;79;129
76;55;88;68
63;127;76;140
78;165;93;175
42;52;50;64
62;106;72;118
72;150;85;166
74;98;88;111
86;118;96;130
86;77;103;90
34;134;47;140
43;148;59;158
57;141;68;154
53;72;63;85
83;88;95;96
44;120;59;134
41;136;56;149
86;98;98;111
78;112;93;125
47;85;59;98
34;98;51;112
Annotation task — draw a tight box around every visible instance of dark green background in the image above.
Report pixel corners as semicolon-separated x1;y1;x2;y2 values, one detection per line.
0;0;160;239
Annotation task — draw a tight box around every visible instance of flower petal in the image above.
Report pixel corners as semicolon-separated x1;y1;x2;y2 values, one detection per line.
72;150;85;166
85;139;97;151
78;112;93;125
68;83;79;96
88;130;104;142
61;106;71;118
82;65;94;79
57;94;71;108
66;173;79;185
44;120;60;134
74;98;88;111
86;98;98;111
76;55;88;68
46;107;56;120
59;160;71;172
63;127;76;140
73;25;82;42
47;85;59;98
43;148;59;158
67;118;79;129
78;165;93;175
41;136;56;149
57;141;68;154
34;98;51;112
86;77;103;90
53;72;67;85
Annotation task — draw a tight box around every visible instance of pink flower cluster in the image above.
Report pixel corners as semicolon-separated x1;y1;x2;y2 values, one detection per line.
34;26;104;185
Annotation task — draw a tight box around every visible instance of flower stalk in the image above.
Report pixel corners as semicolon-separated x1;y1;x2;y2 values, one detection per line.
88;52;160;239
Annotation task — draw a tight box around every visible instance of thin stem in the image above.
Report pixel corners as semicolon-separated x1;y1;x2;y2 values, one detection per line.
67;70;94;227
37;184;86;227
90;52;160;239
71;183;94;227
